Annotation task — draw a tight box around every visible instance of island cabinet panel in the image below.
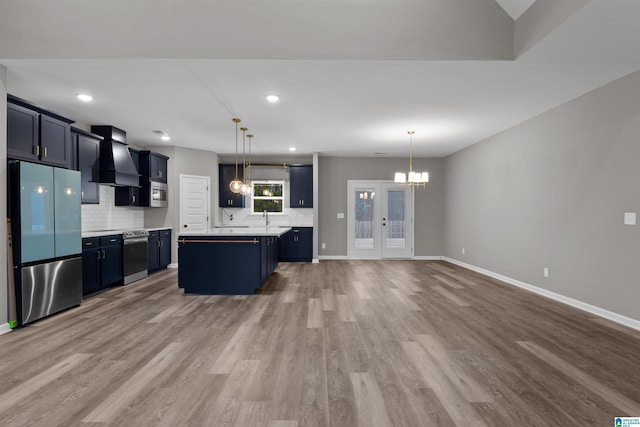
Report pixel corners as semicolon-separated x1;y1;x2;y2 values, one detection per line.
178;236;262;294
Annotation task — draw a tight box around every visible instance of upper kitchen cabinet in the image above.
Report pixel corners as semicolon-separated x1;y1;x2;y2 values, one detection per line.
289;164;313;208
7;95;73;168
139;151;169;183
219;164;245;208
71;127;102;205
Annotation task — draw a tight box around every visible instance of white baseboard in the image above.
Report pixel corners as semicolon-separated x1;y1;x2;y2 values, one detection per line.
443;257;640;332
413;256;444;260
0;323;12;336
318;255;349;260
168;263;178;269
312;259;320;264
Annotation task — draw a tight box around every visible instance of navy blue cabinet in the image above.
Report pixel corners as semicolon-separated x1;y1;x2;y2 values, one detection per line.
7;96;73;168
147;231;160;272
82;234;123;296
279;227;312;262
140;151;168;184
148;229;172;272
178;234;279;294
159;229;172;267
82;238;101;295
219;164;245;207
289;165;313;208
71;128;102;204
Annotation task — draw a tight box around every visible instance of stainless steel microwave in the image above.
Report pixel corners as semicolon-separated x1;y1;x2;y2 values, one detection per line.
150;182;168;207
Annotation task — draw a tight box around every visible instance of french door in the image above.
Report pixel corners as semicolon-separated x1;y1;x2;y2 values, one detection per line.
347;181;413;259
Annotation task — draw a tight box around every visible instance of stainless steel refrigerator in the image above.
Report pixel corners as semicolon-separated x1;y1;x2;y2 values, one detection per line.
9;161;82;326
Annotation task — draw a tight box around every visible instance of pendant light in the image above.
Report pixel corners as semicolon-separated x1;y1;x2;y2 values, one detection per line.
394;131;429;187
239;127;252;196
229;118;243;193
246;133;254;196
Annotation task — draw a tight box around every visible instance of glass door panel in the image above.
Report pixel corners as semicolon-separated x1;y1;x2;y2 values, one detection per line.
382;184;412;259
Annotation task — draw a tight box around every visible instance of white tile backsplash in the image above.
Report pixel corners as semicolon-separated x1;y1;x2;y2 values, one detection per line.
220;206;314;227
81;186;144;232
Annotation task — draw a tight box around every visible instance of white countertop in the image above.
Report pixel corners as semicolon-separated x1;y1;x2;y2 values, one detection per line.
82;227;173;238
178;227;291;237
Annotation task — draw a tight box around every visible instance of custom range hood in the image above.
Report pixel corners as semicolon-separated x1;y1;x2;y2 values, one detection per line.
90;125;140;187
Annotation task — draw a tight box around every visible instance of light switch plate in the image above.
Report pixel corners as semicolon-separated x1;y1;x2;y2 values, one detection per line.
624;212;636;225
337;213;345;219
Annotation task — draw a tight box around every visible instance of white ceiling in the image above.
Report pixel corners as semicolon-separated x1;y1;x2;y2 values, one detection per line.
1;0;639;158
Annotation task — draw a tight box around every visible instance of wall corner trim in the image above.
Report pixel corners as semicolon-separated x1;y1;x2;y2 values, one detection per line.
168;263;178;269
0;323;12;336
443;257;640;332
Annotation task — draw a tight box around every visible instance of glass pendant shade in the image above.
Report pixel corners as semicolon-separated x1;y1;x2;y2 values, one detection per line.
240;182;251;196
229;179;243;193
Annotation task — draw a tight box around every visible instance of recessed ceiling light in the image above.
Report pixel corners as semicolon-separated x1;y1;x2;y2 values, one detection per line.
266;95;279;103
154;130;170;141
76;93;93;102
289;147;296;152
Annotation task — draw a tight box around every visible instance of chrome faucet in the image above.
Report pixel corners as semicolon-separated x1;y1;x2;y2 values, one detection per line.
263;210;270;227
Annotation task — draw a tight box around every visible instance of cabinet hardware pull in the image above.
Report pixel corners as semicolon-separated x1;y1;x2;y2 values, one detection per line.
43;146;47;157
35;145;40;156
178;238;258;244
132;195;136;204
96;251;101;259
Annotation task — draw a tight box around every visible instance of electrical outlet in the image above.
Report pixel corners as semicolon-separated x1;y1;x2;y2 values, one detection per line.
462;248;465;255
321;243;326;249
337;213;345;219
544;267;549;277
624;212;636;225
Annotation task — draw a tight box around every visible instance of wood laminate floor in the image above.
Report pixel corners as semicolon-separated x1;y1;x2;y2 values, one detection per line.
1;260;639;426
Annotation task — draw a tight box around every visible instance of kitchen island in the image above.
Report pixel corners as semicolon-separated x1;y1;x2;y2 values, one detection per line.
177;227;291;295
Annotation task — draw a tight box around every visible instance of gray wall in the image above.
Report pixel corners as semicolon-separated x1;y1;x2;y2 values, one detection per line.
144;146;218;264
318;157;445;257
444;69;640;320
0;65;7;329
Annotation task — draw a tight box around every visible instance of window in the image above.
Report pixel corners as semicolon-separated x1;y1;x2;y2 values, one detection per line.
251;181;284;213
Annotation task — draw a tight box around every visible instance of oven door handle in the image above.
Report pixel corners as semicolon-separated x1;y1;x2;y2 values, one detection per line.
124;237;149;245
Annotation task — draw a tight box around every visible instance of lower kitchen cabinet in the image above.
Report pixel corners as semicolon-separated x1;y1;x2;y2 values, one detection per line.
278;227;312;262
148;229;172;272
82;235;123;296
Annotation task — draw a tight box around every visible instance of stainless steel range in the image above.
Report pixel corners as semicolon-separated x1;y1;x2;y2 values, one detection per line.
122;230;149;284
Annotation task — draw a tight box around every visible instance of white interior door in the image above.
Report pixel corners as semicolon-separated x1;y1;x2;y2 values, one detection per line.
180;174;210;233
348;181;413;259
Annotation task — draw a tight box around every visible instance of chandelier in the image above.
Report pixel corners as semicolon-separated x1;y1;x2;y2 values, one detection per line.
394;130;429;187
